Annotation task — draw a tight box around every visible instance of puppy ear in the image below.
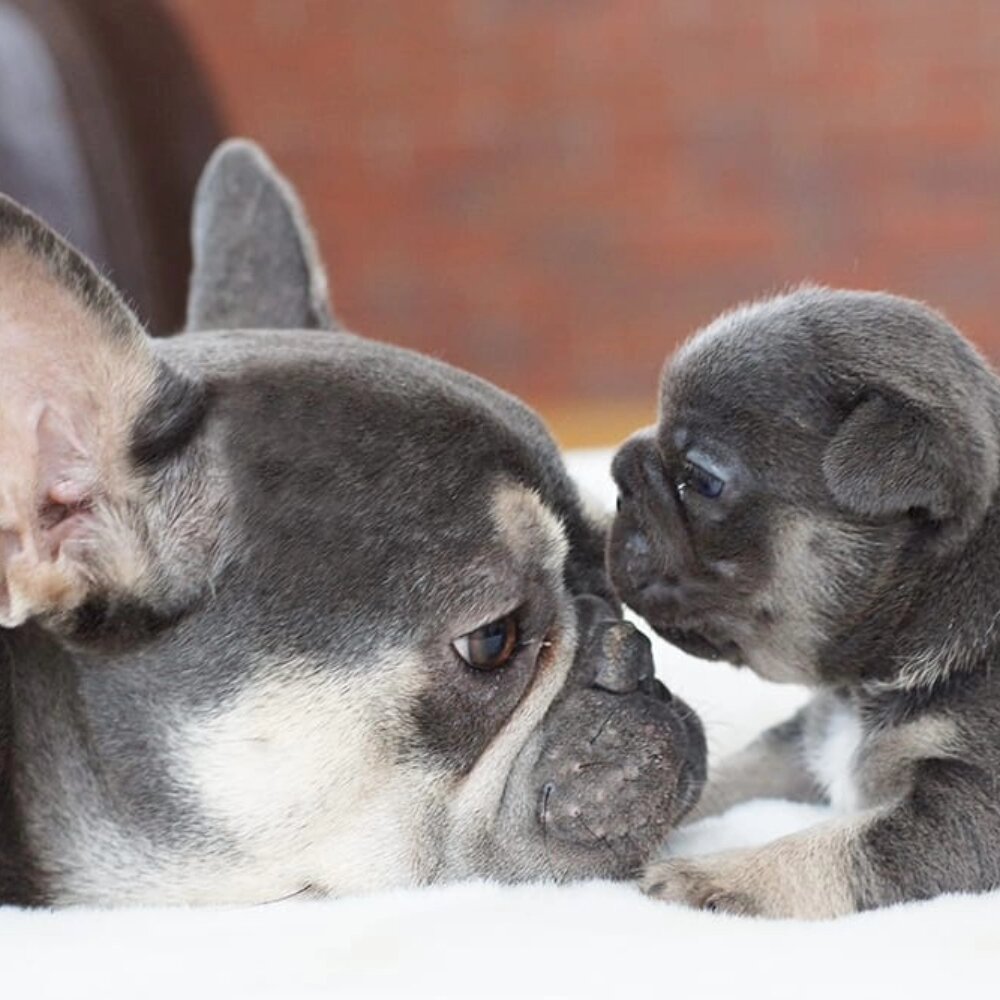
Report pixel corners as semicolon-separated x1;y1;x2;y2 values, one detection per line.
822;391;998;539
185;138;336;332
0;195;160;627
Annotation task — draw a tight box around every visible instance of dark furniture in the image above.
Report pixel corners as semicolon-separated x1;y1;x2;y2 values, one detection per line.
0;0;221;332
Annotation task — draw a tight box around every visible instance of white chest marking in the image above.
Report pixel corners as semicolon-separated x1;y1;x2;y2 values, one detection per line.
808;702;864;814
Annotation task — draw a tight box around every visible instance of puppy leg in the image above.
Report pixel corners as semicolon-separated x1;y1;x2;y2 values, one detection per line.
684;708;823;823
645;761;1000;918
644;814;862;918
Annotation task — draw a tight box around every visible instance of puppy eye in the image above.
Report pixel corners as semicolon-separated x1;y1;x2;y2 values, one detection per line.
452;614;520;670
679;460;725;499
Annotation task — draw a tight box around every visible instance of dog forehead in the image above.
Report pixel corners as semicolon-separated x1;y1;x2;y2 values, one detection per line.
159;327;560;496
666;285;987;419
152;329;583;642
661;299;836;448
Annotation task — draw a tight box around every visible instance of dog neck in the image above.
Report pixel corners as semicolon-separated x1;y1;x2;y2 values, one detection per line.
853;492;1000;696
0;628;50;905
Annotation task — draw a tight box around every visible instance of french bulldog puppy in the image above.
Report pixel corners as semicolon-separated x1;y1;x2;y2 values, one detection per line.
610;286;1000;918
0;141;705;906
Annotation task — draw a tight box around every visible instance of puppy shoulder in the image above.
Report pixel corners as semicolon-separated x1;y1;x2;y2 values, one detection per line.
850;683;974;807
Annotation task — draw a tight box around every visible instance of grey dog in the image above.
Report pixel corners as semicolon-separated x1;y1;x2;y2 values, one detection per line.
0;140;705;906
610;286;1000;918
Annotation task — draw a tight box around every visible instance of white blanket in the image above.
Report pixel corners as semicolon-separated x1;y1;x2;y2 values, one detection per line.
3;450;996;998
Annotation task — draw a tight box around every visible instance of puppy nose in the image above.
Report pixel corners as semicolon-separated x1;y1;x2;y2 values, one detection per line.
591;620;669;699
611;434;651;501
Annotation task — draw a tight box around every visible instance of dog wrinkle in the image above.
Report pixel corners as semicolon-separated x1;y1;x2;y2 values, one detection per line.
444;610;579;867
872;611;1000;693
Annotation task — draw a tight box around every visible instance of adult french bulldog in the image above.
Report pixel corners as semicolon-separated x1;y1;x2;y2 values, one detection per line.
0;140;705;906
610;286;1000;918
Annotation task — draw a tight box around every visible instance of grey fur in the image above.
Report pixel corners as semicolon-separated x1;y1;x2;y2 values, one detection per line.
681;708;823;823
610;286;1000;917
0;140;705;906
185;139;336;332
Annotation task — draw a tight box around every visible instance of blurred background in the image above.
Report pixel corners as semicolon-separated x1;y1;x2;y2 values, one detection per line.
4;0;1000;446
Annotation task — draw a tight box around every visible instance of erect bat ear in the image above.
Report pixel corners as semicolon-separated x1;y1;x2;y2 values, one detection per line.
185;138;337;332
822;389;999;543
0;194;163;628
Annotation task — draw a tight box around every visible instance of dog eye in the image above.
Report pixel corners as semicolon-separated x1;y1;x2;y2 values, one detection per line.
452;614;520;670
679;460;725;499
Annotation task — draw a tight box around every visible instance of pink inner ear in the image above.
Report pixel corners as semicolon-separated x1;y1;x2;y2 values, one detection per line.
48;479;90;507
39;482;94;557
0;392;103;626
0;218;157;626
35;404;98;558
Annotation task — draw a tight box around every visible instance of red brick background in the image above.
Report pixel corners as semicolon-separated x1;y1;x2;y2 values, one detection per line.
163;0;1000;444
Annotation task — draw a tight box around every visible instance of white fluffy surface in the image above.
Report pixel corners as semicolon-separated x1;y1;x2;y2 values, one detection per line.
4;450;997;998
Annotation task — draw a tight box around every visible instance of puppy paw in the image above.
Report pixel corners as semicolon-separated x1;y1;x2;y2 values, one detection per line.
641;835;857;921
641;856;760;916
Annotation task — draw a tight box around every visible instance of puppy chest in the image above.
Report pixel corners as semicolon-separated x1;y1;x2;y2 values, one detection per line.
806;701;864;813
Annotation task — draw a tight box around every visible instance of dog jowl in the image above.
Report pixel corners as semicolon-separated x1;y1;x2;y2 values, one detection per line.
610;286;1000;918
0;141;705;906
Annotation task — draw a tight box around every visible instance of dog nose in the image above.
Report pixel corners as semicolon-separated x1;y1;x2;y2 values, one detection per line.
591;620;670;699
611;433;652;501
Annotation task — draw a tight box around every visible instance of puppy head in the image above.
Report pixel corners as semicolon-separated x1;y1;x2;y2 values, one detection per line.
609;286;1000;686
4;142;704;903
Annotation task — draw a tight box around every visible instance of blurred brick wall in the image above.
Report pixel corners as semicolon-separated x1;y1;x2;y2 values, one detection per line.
163;0;1000;444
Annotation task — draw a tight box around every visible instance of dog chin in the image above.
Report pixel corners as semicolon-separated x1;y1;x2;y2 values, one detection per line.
658;625;745;666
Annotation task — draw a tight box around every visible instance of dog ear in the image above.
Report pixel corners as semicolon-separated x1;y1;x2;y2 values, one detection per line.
185;138;336;332
822;390;998;540
0;195;163;627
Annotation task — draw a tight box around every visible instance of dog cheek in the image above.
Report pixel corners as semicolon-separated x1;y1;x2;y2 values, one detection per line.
606;514;641;598
401;643;542;773
406;681;513;771
734;515;864;682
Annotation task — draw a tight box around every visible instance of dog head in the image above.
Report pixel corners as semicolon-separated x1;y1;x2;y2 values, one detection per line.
1;141;704;904
609;286;1000;688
